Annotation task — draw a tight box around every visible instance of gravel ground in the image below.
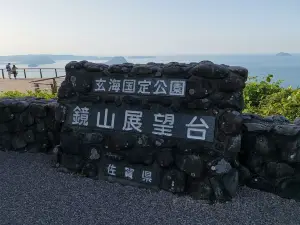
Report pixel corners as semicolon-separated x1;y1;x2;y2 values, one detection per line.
1;152;300;225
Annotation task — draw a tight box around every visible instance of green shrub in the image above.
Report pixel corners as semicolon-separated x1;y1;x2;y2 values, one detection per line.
0;89;57;99
0;75;299;121
243;74;300;121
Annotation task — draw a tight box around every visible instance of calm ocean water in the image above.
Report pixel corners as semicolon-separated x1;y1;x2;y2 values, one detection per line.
2;54;300;87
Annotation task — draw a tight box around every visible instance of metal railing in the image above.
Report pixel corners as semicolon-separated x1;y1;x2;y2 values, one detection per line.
0;68;65;79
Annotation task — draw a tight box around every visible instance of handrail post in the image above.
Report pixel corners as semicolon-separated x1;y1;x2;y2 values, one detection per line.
55;69;58;77
24;69;27;79
1;69;4;79
40;69;42;78
50;84;55;95
34;83;40;92
52;78;58;93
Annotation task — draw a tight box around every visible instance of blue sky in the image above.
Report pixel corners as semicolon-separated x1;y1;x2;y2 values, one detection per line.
1;0;299;55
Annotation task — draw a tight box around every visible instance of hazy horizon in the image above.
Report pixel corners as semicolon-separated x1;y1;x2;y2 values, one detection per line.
1;0;299;56
1;53;300;57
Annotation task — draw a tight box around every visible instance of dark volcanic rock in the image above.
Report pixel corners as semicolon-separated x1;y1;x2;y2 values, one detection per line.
0;97;61;153
240;114;300;201
55;60;248;202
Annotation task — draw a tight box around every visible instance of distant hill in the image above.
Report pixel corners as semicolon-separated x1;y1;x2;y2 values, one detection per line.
0;54;100;65
127;56;156;59
105;56;128;65
28;64;38;67
99;56;156;60
0;54;156;65
276;52;292;56
20;55;55;65
46;55;99;60
98;57;114;60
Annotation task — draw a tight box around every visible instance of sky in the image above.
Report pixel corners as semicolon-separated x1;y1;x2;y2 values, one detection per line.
1;0;300;56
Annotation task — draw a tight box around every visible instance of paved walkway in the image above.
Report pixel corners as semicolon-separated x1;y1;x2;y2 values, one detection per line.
0;78;64;92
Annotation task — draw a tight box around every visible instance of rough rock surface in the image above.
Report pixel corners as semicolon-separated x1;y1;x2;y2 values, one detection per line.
1;60;300;205
55;60;248;202
240;114;300;201
0;97;61;153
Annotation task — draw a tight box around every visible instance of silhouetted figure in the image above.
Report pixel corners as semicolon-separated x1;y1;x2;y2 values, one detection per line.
12;65;18;79
6;63;11;79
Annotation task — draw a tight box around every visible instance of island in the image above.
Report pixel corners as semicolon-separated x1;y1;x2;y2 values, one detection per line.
127;56;156;59
105;56;128;65
28;64;38;67
47;55;99;60
276;52;292;56
98;57;114;60
19;55;55;65
0;54;157;64
0;54;101;65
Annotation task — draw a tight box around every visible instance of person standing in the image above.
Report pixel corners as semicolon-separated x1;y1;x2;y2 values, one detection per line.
6;63;11;79
12;65;18;79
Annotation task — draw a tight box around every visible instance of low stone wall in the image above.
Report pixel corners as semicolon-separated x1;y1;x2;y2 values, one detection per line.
0;97;61;153
239;114;300;200
1;61;299;203
54;60;248;202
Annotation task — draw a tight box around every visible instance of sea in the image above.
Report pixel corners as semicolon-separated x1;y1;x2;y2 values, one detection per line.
1;54;299;88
